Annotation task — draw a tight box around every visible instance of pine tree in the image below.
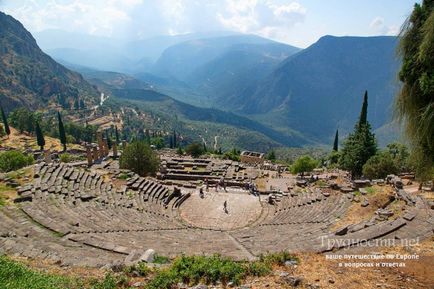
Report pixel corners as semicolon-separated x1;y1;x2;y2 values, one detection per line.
0;106;10;137
339;92;377;178
35;121;45;151
333;129;339;151
57;112;67;152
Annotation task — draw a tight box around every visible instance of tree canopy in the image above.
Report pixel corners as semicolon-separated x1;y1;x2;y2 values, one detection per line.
362;151;399;179
291;155;318;176
185;142;204;158
119;141;159;176
396;0;434;179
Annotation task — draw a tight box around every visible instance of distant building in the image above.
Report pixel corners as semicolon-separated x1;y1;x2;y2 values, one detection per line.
240;151;265;165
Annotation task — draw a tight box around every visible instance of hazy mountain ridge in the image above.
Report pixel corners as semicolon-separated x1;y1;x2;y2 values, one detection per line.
230;35;401;142
79;68;312;149
152;35;300;81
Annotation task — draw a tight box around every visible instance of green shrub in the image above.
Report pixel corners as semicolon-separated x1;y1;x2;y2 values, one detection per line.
117;173;129;180
185;143;204;158
59;153;73;163
137;262;152;277
246;261;271;277
0;150;34;172
153;254;170;264
223;148;241;162
0;255;80;289
146;268;179;289
366;187;376;194
147;255;245;288
362;151;399;179
259;251;299;266
89;272;131;289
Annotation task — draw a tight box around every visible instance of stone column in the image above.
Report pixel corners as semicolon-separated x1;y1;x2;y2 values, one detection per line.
92;146;99;162
86;145;93;166
103;139;109;157
44;149;52;163
113;142;118;158
97;132;104;158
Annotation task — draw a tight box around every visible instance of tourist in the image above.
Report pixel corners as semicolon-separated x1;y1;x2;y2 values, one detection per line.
205;178;209;191
223;200;228;213
199;187;204;198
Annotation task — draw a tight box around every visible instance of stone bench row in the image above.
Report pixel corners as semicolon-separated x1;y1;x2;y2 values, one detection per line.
22;193;183;235
0;206;121;267
265;194;350;225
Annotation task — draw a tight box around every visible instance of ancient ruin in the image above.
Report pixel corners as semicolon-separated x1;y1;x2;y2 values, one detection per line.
1;155;432;268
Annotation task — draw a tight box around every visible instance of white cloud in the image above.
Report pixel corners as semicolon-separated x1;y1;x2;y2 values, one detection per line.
217;0;306;41
1;0;306;43
369;16;398;36
2;0;141;36
370;16;384;30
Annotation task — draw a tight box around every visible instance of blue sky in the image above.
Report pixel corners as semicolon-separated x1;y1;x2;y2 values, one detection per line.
0;0;419;47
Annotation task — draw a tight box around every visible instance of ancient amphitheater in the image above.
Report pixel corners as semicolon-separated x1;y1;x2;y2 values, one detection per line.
0;159;433;268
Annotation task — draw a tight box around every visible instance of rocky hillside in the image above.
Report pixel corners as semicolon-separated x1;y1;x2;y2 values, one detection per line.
0;12;99;112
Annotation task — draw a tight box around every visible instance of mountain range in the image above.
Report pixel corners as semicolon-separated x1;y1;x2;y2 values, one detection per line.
0;10;402;150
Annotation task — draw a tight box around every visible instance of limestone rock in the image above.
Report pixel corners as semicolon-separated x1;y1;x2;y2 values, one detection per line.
361;198;369;207
281;275;303;287
140;249;155;263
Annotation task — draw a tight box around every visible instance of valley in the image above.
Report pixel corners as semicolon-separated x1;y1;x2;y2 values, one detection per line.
0;2;433;289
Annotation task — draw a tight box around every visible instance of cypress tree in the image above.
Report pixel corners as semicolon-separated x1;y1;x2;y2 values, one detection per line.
145;129;151;145
358;90;368;127
0;106;10;137
57;112;67;152
115;126;120;144
74;99;80;110
35;121;45;151
105;130;112;149
173;130;177;148
169;136;173;149
339;92;377;178
333;129;339;151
